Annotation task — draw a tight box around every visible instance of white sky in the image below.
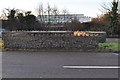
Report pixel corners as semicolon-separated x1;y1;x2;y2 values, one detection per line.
0;0;113;17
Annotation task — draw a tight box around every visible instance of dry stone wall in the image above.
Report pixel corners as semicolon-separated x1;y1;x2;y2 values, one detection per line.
2;31;106;50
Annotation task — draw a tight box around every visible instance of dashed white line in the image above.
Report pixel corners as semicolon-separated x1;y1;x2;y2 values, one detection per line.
111;53;119;55
63;66;120;69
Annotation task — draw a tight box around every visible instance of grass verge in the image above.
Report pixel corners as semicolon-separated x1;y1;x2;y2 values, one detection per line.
98;42;120;52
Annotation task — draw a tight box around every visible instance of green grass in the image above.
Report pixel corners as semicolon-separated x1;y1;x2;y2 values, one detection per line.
99;42;120;52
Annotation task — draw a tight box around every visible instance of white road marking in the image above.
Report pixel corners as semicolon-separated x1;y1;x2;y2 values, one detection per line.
112;53;119;55
63;66;120;69
40;77;43;78
106;53;119;56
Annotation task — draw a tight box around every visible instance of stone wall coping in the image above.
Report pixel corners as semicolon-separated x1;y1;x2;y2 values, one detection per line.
9;31;106;34
10;31;72;33
86;31;106;33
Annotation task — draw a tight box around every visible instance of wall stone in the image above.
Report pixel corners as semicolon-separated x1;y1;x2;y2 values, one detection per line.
2;31;106;50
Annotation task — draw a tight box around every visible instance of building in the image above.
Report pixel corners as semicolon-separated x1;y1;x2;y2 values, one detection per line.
79;17;92;23
37;14;92;23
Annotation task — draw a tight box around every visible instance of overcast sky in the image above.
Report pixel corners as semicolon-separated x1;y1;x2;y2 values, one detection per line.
0;0;113;17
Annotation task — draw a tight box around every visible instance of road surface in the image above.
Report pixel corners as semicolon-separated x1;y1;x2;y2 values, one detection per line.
1;51;119;78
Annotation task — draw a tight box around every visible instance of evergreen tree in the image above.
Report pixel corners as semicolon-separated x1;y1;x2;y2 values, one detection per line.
109;0;119;35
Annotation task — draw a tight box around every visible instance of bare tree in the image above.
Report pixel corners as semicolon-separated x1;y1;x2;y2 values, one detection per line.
62;9;69;23
0;9;8;20
1;8;20;20
46;3;52;24
0;8;11;20
52;6;59;23
37;3;44;22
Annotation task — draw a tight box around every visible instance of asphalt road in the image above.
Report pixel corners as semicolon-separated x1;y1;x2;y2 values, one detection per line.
1;51;119;78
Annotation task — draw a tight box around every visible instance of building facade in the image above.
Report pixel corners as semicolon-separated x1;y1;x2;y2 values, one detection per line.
37;14;91;23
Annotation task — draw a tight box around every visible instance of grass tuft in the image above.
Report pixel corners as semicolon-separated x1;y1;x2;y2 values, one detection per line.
99;42;120;52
